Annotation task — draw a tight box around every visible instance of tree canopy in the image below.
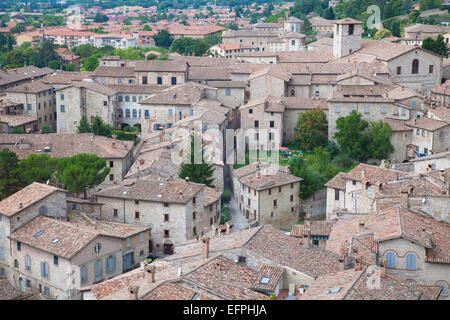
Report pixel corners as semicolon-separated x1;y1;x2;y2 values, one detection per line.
422;35;449;58
179;132;215;187
293;108;328;152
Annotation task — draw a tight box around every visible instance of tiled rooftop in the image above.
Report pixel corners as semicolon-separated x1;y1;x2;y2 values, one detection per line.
0;182;65;217
0;133;134;159
95;173;204;204
8;215;100;259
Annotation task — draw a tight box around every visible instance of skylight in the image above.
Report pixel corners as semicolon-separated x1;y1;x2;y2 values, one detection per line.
191;293;199;300
33;230;44;238
51;238;60;244
326;287;342;294
260;277;271;284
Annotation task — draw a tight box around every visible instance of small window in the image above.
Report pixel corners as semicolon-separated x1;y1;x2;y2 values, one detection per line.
171;77;176;85
60;105;65;112
193;212;196;220
254;120;259;128
335;189;340;201
44;287;50;296
249;108;253;114
164;214;169;222
109;161;114;168
406;254;416;270
54;255;58;266
135;200;139;205
238;256;246;264
273;199;277;207
113;209;118;217
412;59;419;74
126;238;130;248
17;241;21;251
81;266;87;284
157;77;163;85
135;211;140;219
225;88;231;96
396;66;401;75
429;65;434;74
290;195;294;202
348;24;354;35
109;174;114;181
164;230;169;238
270;121;274;128
94;243;102;254
139;232;144;242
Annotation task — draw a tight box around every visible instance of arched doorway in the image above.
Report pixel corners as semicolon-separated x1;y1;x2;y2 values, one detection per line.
120;123;130;130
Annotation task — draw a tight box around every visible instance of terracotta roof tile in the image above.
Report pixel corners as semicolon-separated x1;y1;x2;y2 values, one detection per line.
0;182;66;217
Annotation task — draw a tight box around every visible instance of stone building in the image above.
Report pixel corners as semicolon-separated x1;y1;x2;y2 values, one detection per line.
0;182;153;300
55;80;117;134
83;224;343;300
221;12;305;53
0;183;67;288
324;164;409;219
326;206;450;299
139;82;232;139
232;163;302;229
0;66;53;92
5;81;55;132
94;174;221;257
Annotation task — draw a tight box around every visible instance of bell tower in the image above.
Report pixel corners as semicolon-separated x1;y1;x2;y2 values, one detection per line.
333;18;363;58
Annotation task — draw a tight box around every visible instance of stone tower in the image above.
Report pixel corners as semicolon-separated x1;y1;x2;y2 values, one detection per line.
333;18;363;58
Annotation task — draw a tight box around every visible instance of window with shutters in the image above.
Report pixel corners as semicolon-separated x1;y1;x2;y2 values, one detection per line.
386;252;395;268
106;255;116;272
41;262;49;278
81;266;87;284
0;247;4;261
406;254;416;270
95;260;102;281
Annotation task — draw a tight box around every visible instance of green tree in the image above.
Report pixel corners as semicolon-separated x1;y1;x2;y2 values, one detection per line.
12;127;24;134
374;28;393;40
221;189;231;203
0;149;25;200
179;132;215;187
302;19;313;35
153;29;173;48
334;111;371;160
323;7;335;20
420;0;441;11
93;13;109;23
32;40;60;68
56;153;110;198
92;115;113;138
77;116;92;133
19;154;59;185
422;35;449;58
143;24;152;31
41;125;53;134
367;121;394;159
293;108;328;151
170;37;210;56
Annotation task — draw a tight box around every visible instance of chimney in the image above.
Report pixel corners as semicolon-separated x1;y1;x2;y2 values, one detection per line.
304;212;311;245
439;168;446;183
128;285;139;300
400;191;409;209
139;159;145;165
380;259;387;278
112;141;116;148
201;235;210;259
358;220;366;232
355;256;362;271
144;264;155;283
185;176;190;184
178;266;182;277
338;256;346;271
18;202;23;209
225;221;232;234
159;130;163;142
360;170;367;213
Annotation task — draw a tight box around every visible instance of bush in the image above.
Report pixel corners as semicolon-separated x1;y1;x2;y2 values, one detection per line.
221;189;231;203
220;206;230;225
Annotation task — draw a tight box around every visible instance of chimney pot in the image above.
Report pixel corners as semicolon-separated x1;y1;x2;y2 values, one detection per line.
144;264;155;283
201;235;210;259
128;285;139;300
